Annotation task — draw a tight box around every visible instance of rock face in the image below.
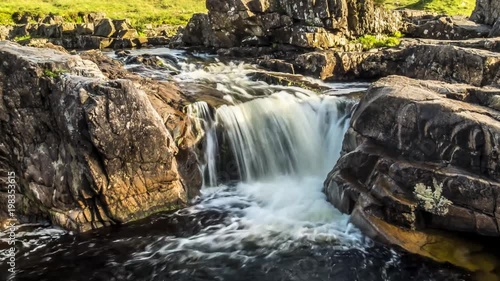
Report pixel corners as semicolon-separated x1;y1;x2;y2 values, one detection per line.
295;43;500;86
471;0;500;26
404;16;492;40
0;42;202;232
183;0;401;49
1;14;170;50
325;75;500;242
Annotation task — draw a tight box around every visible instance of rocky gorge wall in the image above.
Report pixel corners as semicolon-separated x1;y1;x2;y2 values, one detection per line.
0;42;202;232
183;0;402;49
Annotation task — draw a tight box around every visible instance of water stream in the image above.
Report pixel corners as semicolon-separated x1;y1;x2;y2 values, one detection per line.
0;48;470;281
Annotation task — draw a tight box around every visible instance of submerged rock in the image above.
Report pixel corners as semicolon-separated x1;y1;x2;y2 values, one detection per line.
325;75;500;261
0;42;202;232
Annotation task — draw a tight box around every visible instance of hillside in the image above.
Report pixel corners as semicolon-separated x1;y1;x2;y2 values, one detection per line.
383;0;476;15
0;0;207;26
0;0;477;27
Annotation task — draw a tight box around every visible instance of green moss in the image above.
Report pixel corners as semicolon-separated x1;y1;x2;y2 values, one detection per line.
357;34;401;50
13;34;31;41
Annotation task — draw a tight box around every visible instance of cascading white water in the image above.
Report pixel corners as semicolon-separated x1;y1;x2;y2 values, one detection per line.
215;91;352;182
169;88;363;261
187;102;219;187
130;58;367;264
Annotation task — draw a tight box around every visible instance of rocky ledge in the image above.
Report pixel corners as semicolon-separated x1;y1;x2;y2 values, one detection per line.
325;75;500;272
0;13;174;50
0;41;202;231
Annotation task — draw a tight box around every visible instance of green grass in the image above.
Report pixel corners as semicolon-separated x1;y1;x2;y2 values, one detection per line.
357;32;402;50
43;68;68;78
0;0;207;26
13;34;31;41
0;0;475;30
382;0;476;16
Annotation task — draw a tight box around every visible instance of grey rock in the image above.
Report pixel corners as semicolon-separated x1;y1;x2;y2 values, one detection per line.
325;75;500;239
94;19;116;37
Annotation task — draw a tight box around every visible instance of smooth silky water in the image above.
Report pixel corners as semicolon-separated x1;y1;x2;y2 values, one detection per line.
0;48;470;281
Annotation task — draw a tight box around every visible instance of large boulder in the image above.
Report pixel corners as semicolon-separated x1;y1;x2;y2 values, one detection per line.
325;75;500;243
182;0;402;49
94;18;116;37
0;42;202;232
471;0;500;26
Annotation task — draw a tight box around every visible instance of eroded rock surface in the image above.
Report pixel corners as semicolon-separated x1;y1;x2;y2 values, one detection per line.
325;76;500;242
183;0;401;49
295;43;500;86
0;42;202;231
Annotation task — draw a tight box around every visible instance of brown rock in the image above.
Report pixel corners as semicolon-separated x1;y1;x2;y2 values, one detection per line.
0;41;202;232
182;0;402;49
115;29;139;39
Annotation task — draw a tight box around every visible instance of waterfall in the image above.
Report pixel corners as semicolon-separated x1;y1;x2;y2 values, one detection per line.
191;91;354;185
186;101;219;187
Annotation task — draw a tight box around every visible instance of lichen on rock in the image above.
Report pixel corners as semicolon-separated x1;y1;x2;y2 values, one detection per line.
414;179;452;216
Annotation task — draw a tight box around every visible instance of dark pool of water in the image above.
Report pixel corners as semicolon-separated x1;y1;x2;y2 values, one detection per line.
1;208;470;281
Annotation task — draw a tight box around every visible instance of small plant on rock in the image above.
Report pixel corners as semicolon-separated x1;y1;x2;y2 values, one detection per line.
414;178;452;216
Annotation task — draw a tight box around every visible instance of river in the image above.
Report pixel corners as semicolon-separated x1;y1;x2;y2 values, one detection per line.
0;48;470;281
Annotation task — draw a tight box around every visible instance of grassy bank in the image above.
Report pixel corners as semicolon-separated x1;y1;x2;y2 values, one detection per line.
382;0;476;16
0;0;207;26
0;0;476;28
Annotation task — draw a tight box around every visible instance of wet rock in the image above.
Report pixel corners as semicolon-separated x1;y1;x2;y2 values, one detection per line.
325;75;500;242
248;71;329;92
257;59;295;74
0;42;202;232
295;50;370;80
94;19;116;37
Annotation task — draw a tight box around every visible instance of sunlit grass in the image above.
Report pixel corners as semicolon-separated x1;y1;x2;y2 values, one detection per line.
0;0;207;26
0;0;476;29
382;0;476;16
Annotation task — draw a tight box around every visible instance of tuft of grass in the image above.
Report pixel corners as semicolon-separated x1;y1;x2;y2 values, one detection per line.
0;0;207;26
383;0;476;16
357;34;402;50
13;34;31;41
43;68;68;78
